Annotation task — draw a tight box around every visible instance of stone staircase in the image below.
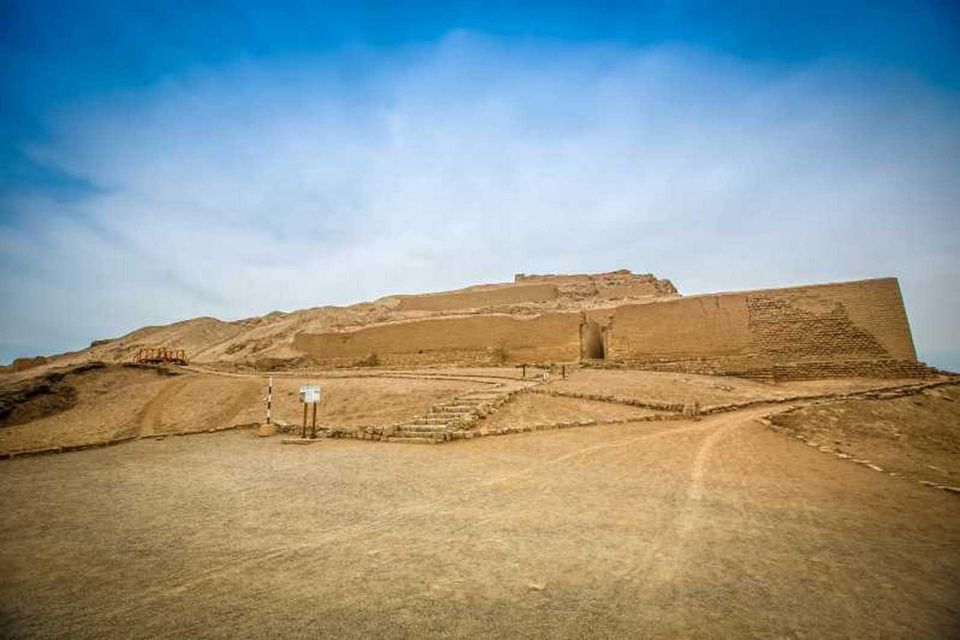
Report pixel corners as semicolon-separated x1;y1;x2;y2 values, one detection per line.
385;388;517;444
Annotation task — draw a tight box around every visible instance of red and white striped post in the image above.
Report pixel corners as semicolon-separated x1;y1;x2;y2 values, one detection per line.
259;376;276;437
266;376;273;426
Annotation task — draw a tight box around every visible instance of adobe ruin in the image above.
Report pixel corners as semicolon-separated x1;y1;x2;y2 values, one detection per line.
292;270;930;380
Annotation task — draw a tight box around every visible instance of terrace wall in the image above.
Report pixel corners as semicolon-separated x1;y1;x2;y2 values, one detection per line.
294;313;582;366
605;277;917;374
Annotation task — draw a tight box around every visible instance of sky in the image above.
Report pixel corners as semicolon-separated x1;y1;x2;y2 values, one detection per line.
1;1;958;369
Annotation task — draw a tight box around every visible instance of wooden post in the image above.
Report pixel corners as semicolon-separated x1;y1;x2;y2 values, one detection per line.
301;403;307;439
521;364;526;379
310;403;317;439
562;365;566;380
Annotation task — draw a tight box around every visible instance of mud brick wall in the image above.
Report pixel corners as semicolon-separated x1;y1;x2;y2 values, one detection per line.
606;278;917;372
294;277;919;375
294;313;582;364
769;359;938;381
396;283;558;312
299;349;510;368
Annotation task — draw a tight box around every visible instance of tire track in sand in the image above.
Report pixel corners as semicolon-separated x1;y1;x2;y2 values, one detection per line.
80;407;809;628
128;378;192;438
202;379;261;429
624;407;776;596
82;419;720;626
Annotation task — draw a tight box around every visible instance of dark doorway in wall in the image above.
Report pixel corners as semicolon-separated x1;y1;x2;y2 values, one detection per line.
580;321;605;360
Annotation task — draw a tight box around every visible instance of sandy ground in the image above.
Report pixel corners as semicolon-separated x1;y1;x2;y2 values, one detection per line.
481;393;661;429
1;408;958;639
228;375;489;429
772;383;960;487
545;368;927;407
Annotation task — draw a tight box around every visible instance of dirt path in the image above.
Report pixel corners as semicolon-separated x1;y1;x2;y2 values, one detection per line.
1;407;957;638
132;377;191;437
202;379;262;429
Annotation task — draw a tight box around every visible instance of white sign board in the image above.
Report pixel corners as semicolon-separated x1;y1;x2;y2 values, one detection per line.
299;384;321;404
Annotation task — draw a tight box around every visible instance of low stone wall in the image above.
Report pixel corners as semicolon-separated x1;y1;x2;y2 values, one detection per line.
527;387;686;413
450;412;688;440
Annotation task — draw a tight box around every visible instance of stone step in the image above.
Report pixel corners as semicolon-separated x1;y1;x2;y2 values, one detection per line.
426;415;471;423
386;436;441;444
429;410;475;417
399;424;449;433
438;405;478;413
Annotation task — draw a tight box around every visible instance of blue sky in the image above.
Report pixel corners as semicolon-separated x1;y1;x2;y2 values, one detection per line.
1;1;958;368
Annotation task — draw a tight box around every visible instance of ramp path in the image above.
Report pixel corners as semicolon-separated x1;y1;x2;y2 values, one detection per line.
1;406;958;638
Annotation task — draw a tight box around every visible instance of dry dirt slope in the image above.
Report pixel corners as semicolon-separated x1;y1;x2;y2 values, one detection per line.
0;364;488;454
771;382;960;488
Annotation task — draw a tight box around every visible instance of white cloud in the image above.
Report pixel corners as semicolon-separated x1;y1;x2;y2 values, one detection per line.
3;33;959;368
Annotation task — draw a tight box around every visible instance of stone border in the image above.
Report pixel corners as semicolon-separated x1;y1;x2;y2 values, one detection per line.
448;412;688;441
526;388;685;413
305;412;688;444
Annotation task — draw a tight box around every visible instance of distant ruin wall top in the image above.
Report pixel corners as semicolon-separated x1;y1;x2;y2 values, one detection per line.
392;270;678;313
514;270;678;298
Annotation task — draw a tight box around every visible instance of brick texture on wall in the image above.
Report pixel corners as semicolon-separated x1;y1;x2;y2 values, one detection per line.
294;312;583;365
606;277;918;376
